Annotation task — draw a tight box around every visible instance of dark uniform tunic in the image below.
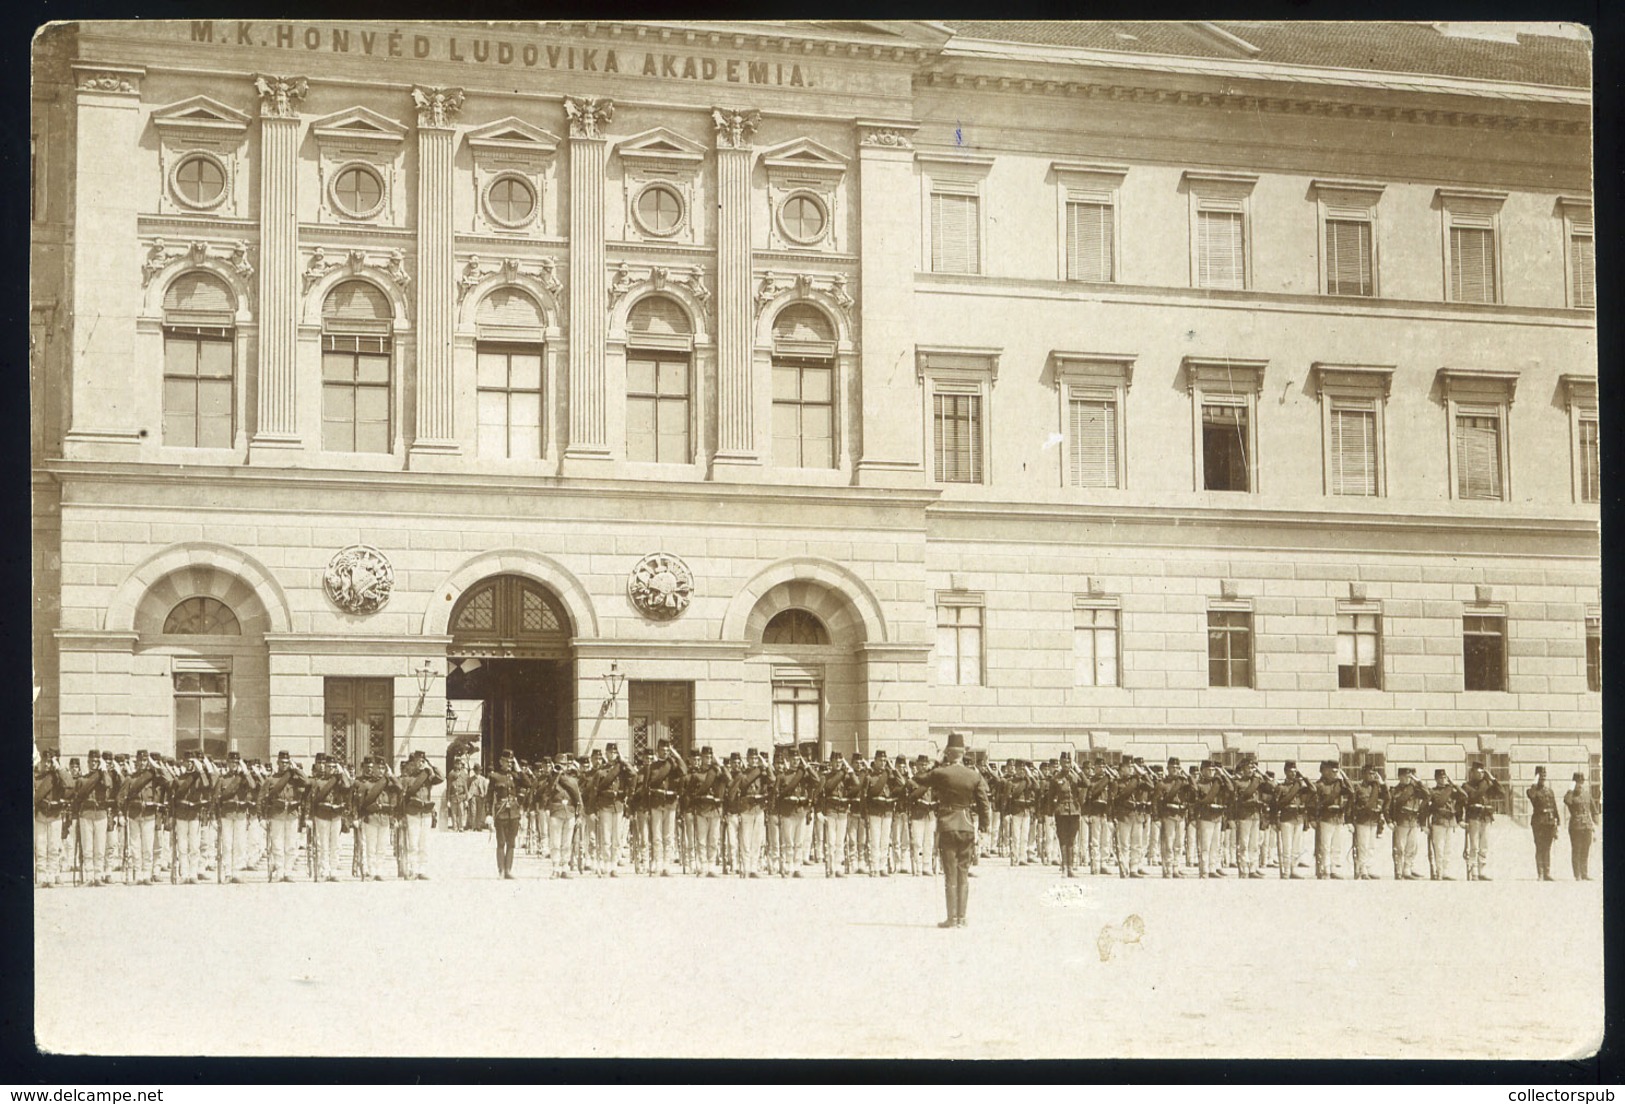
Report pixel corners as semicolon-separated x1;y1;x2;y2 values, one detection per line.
909;760;992;926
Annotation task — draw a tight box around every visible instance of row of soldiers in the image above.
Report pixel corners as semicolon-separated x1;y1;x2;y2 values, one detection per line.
974;752;1507;880
31;745;444;886
477;741;945;880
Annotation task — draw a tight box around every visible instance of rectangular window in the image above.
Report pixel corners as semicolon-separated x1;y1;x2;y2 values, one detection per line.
1207;608;1253;688
1066;200;1114;282
1073;605;1120;687
1337;610;1382;689
1449;225;1497;303
321;334;392;453
1463;614;1507;691
1579;415;1600;504
1571;229;1595;309
931;191;980;274
933;391;983;484
772;681;822;749
1068;396;1118;488
1586;613;1601;693
1325;218;1374;297
936;603;983;686
1329;401;1379;496
476;345;543;460
1454;409;1504;500
1197;210;1246;289
771;359;835;468
163;327;234;448
1202;401;1250;492
626;353;691;464
174;672;229;759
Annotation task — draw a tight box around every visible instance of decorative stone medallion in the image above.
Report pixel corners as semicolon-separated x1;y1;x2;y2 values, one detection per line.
323;545;395;614
628;552;693;620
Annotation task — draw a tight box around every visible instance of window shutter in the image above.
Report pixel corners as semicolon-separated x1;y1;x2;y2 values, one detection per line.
1580;417;1600;502
1456;411;1502;499
933;390;982;483
1069;397;1117;487
932;192;979;274
1326;219;1373;296
1198;210;1244;289
1330;405;1377;496
1450;227;1496;303
1572;233;1595;308
1067;201;1113;282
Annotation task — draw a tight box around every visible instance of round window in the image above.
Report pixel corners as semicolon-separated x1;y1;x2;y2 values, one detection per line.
332;164;385;218
485;175;537;227
173;153;227;208
779;192;828;244
634;184;684;237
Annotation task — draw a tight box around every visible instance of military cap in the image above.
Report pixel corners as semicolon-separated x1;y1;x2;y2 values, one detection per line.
829;750;843;761
728;752;742;762
1535;765;1547;775
277;750;291;759
1434;768;1448;778
1283;760;1297;770
605;743;618;753
411;749;427;760
1046;759;1059;768
1319;760;1337;770
1091;756;1104;765
590;748;604;757
1573;771;1586;782
915;754;930;765
1059;751;1071;761
314;752;328;763
658;738;672;750
68;758;80;769
135;748;149;758
874;750;888;759
554;751;570;763
746;748;759;757
944;732;967;751
228;750;241;760
1265;770;1277;778
87;749;101;759
1200;760;1214;769
1166;757;1180;766
1132;756;1146;765
700;746;714;756
1397;766;1413;776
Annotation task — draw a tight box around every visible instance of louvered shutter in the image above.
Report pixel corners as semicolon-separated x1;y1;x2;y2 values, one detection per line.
932;192;979;274
1067;201;1113;282
628;294;693;337
1069;397;1117;487
1572;233;1595;308
1450;227;1496;303
1580;417;1600;502
933;391;982;483
1455;410;1503;499
1329;405;1377;496
1198;210;1245;289
1326;219;1373;296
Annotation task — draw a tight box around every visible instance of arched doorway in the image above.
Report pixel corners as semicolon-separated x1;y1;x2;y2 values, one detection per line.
744;581;867;759
446;574;575;766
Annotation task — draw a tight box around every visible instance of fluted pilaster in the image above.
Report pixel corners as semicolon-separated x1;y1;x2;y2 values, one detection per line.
713;108;760;467
564;95;613;458
251;76;307;448
411;87;463;454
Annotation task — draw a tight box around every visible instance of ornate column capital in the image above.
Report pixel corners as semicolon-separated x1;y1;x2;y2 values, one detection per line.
252;74;309;119
712;107;761;150
563;95;614;140
856;119;919;149
411;86;465;129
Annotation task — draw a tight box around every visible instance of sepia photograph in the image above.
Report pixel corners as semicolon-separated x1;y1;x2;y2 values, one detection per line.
28;17;1601;1064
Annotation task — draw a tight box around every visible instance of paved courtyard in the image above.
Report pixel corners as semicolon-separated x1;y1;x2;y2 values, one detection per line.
36;823;1602;1060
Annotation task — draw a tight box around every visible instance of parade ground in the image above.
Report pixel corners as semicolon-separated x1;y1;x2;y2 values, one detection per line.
36;823;1602;1061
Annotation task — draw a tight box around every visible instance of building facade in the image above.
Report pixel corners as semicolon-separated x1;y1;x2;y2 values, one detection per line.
32;20;1597;816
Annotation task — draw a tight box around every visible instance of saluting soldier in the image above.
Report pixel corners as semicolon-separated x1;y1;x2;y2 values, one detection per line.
1526;765;1561;882
118;749;169;884
589;743;635;876
1228;755;1267;879
1349;764;1389;880
211;750;260;883
1079;759;1112;876
351;757;403;881
908;732;992;929
1564;770;1598;880
488;750;526;879
1424;768;1465;880
1106;761;1141;878
817;751;859;878
641;739;688;877
904;754;937;876
259;750;308;882
541;751;583;878
1461;761;1503;881
1153;758;1192;878
1190;761;1234;878
1002;761;1038;867
34;748;73;888
1047;753;1082;878
861;751;904;876
306;753;353;881
728;748;773;878
772;747;815;878
1273;761;1311;878
1310;760;1354;879
400;750;443;880
167;753;212;882
1388;767;1428;880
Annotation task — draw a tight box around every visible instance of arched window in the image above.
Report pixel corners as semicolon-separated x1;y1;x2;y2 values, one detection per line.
475;288;546;459
162;596;241;635
770;303;836;468
322;280;394;453
763;608;830;647
162;272;236;448
450;575;572;658
626;295;693;464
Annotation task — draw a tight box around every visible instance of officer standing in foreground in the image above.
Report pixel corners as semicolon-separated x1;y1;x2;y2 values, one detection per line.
908;732;991;929
487;750;526;879
1525;765;1561;882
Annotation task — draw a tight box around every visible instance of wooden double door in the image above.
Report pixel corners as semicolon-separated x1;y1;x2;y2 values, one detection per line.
628;681;693;757
325;677;394;773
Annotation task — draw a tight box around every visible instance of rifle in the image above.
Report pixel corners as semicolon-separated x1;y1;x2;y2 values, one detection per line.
823;816;833;878
122;810;132;884
72;813;82;886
